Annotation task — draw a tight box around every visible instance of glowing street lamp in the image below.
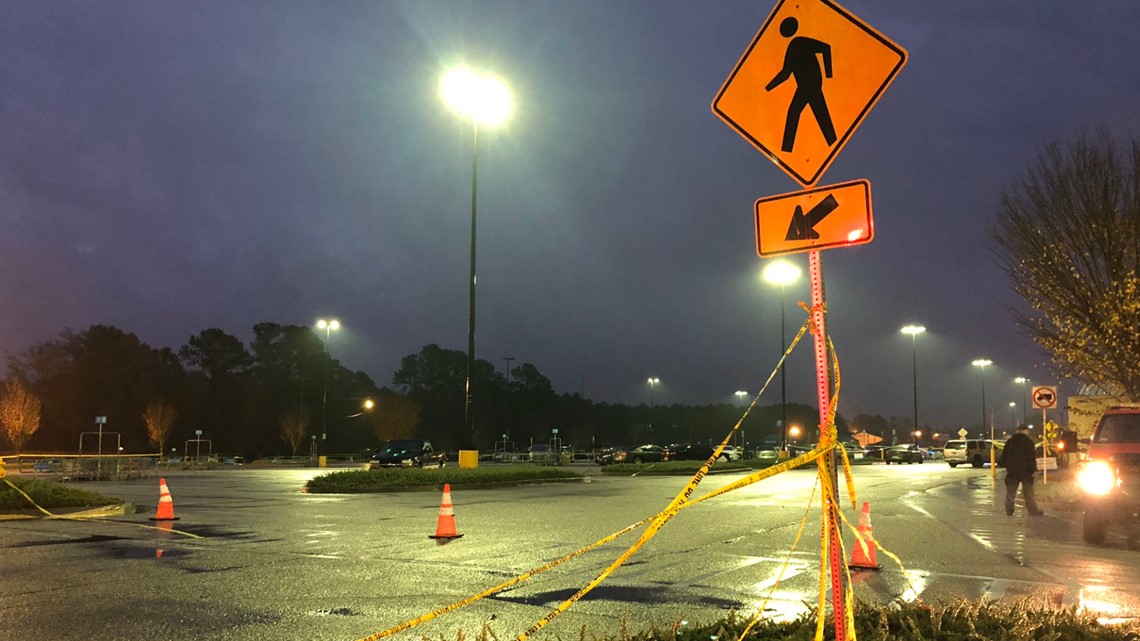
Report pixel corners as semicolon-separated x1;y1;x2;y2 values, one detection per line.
440;66;513;450
735;390;748;405
972;358;995;475
647;378;660;407
762;259;802;450
788;424;803;442
1014;376;1030;427
900;325;926;442
647;377;660;441
315;318;341;452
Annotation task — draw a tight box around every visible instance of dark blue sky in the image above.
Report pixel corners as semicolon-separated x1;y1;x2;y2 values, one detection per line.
2;1;1138;430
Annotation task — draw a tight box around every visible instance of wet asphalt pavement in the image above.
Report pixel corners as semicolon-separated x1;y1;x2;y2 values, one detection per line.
1;462;1137;640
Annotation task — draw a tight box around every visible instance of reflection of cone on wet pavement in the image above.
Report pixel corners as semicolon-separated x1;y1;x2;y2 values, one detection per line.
849;501;881;570
155;520;174;558
428;483;463;541
149;478;180;521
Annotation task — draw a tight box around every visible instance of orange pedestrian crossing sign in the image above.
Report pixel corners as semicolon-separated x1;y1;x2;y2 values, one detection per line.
712;0;907;187
754;179;872;257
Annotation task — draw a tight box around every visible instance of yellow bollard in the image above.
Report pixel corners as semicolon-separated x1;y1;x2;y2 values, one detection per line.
458;450;479;469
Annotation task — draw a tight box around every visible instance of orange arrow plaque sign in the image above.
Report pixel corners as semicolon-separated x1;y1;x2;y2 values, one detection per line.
712;0;907;187
754;179;872;257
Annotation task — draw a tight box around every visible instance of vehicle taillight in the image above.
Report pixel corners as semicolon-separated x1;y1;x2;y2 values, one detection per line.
1078;460;1117;496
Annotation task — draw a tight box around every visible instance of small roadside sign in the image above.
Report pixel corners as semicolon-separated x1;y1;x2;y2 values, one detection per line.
712;0;907;186
95;416;107;424
957;428;968;438
754;179;872;257
1032;386;1058;410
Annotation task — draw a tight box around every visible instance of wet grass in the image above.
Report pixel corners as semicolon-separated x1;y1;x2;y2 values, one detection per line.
305;465;583;493
431;600;1137;641
0;477;122;511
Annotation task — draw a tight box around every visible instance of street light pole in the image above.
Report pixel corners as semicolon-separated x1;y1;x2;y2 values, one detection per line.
1014;377;1030;427
316;318;340;456
647;377;659;441
900;325;926;443
972;359;992;434
762;260;801;452
1009;402;1017;430
441;67;511;451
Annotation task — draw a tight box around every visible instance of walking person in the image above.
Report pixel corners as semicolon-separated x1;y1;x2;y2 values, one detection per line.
998;425;1044;516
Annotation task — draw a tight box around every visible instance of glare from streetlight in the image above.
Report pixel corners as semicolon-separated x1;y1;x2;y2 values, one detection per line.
900;324;926;336
789;424;803;438
735;390;747;397
363;399;375;410
316;318;340;331
440;67;512;126
971;359;993;368
647;377;660;385
1014;376;1029;384
761;260;802;287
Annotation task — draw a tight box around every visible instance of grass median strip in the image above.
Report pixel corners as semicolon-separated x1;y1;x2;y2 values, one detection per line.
305;465;583;493
0;477;122;512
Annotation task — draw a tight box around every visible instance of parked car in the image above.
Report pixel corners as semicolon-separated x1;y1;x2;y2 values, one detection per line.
369;439;446;469
884;444;924;464
32;459;61;473
863;445;888;461
612;444;665;464
594;444;628;466
663;443;731;462
721;445;744;461
753;448;780;467
943;439;999;468
527;443;556;464
1078;406;1140;545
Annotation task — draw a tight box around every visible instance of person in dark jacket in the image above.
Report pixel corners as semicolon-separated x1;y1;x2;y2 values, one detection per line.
998;425;1044;516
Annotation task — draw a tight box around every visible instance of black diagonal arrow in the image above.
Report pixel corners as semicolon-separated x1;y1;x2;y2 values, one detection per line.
785;194;839;241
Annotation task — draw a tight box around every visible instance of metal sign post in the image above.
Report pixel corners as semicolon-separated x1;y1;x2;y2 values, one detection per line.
807;250;846;638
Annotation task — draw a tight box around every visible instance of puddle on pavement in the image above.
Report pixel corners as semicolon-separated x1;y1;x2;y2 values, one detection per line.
7;534;125;548
311;607;362;617
110;546;193;560
493;585;745;609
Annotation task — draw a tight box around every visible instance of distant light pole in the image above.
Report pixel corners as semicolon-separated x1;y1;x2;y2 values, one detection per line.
971;359;993;434
1009;402;1018;430
762;260;802;450
440;66;512;450
973;358;994;476
900;325;926;443
1014;377;1030;427
316;318;340;453
647;377;660;407
647;377;660;441
735;390;748;406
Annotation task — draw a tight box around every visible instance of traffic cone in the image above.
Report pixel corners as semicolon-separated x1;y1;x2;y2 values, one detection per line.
149;478;180;521
428;483;463;540
849;501;881;570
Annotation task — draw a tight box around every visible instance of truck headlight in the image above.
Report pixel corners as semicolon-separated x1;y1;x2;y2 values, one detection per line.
1078;461;1116;496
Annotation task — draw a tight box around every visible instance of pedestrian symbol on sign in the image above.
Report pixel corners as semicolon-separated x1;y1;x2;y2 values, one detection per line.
765;17;837;153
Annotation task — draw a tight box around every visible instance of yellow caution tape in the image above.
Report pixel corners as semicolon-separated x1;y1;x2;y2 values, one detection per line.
357;304;887;641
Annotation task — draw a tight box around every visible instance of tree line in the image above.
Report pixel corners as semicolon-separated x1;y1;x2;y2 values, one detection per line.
0;324;858;458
